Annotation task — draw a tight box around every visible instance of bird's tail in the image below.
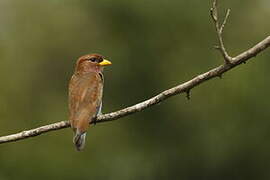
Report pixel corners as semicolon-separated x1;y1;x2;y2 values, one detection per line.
73;130;87;151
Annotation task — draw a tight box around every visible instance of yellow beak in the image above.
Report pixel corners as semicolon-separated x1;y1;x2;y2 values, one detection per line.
99;59;112;66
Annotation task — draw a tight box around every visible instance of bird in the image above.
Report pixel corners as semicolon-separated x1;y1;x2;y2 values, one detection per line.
68;53;112;151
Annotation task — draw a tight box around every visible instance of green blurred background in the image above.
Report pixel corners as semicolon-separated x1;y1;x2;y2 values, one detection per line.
0;0;269;179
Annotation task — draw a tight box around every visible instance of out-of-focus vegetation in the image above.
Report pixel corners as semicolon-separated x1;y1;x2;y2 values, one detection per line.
0;0;270;179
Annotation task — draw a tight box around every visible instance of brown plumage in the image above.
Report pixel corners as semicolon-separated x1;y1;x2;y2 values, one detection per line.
69;54;112;151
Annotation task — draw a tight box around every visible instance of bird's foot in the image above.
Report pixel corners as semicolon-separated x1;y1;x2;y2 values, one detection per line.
91;116;98;125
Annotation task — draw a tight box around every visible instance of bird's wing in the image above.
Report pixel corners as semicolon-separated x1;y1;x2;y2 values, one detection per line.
69;72;103;133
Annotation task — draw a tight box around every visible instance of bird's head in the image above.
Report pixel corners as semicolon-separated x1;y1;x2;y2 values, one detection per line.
75;53;112;74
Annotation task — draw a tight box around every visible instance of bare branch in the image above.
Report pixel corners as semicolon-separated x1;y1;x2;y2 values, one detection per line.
210;0;232;64
0;36;269;144
0;1;270;144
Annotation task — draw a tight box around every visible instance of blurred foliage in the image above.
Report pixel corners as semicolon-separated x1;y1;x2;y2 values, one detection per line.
0;0;270;179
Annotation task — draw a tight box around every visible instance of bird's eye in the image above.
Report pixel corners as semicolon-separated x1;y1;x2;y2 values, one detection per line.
89;58;96;62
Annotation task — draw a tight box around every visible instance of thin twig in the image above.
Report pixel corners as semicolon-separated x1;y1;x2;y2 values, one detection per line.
210;0;232;64
220;9;231;34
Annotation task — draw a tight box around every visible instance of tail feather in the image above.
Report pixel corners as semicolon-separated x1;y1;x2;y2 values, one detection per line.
73;130;86;151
